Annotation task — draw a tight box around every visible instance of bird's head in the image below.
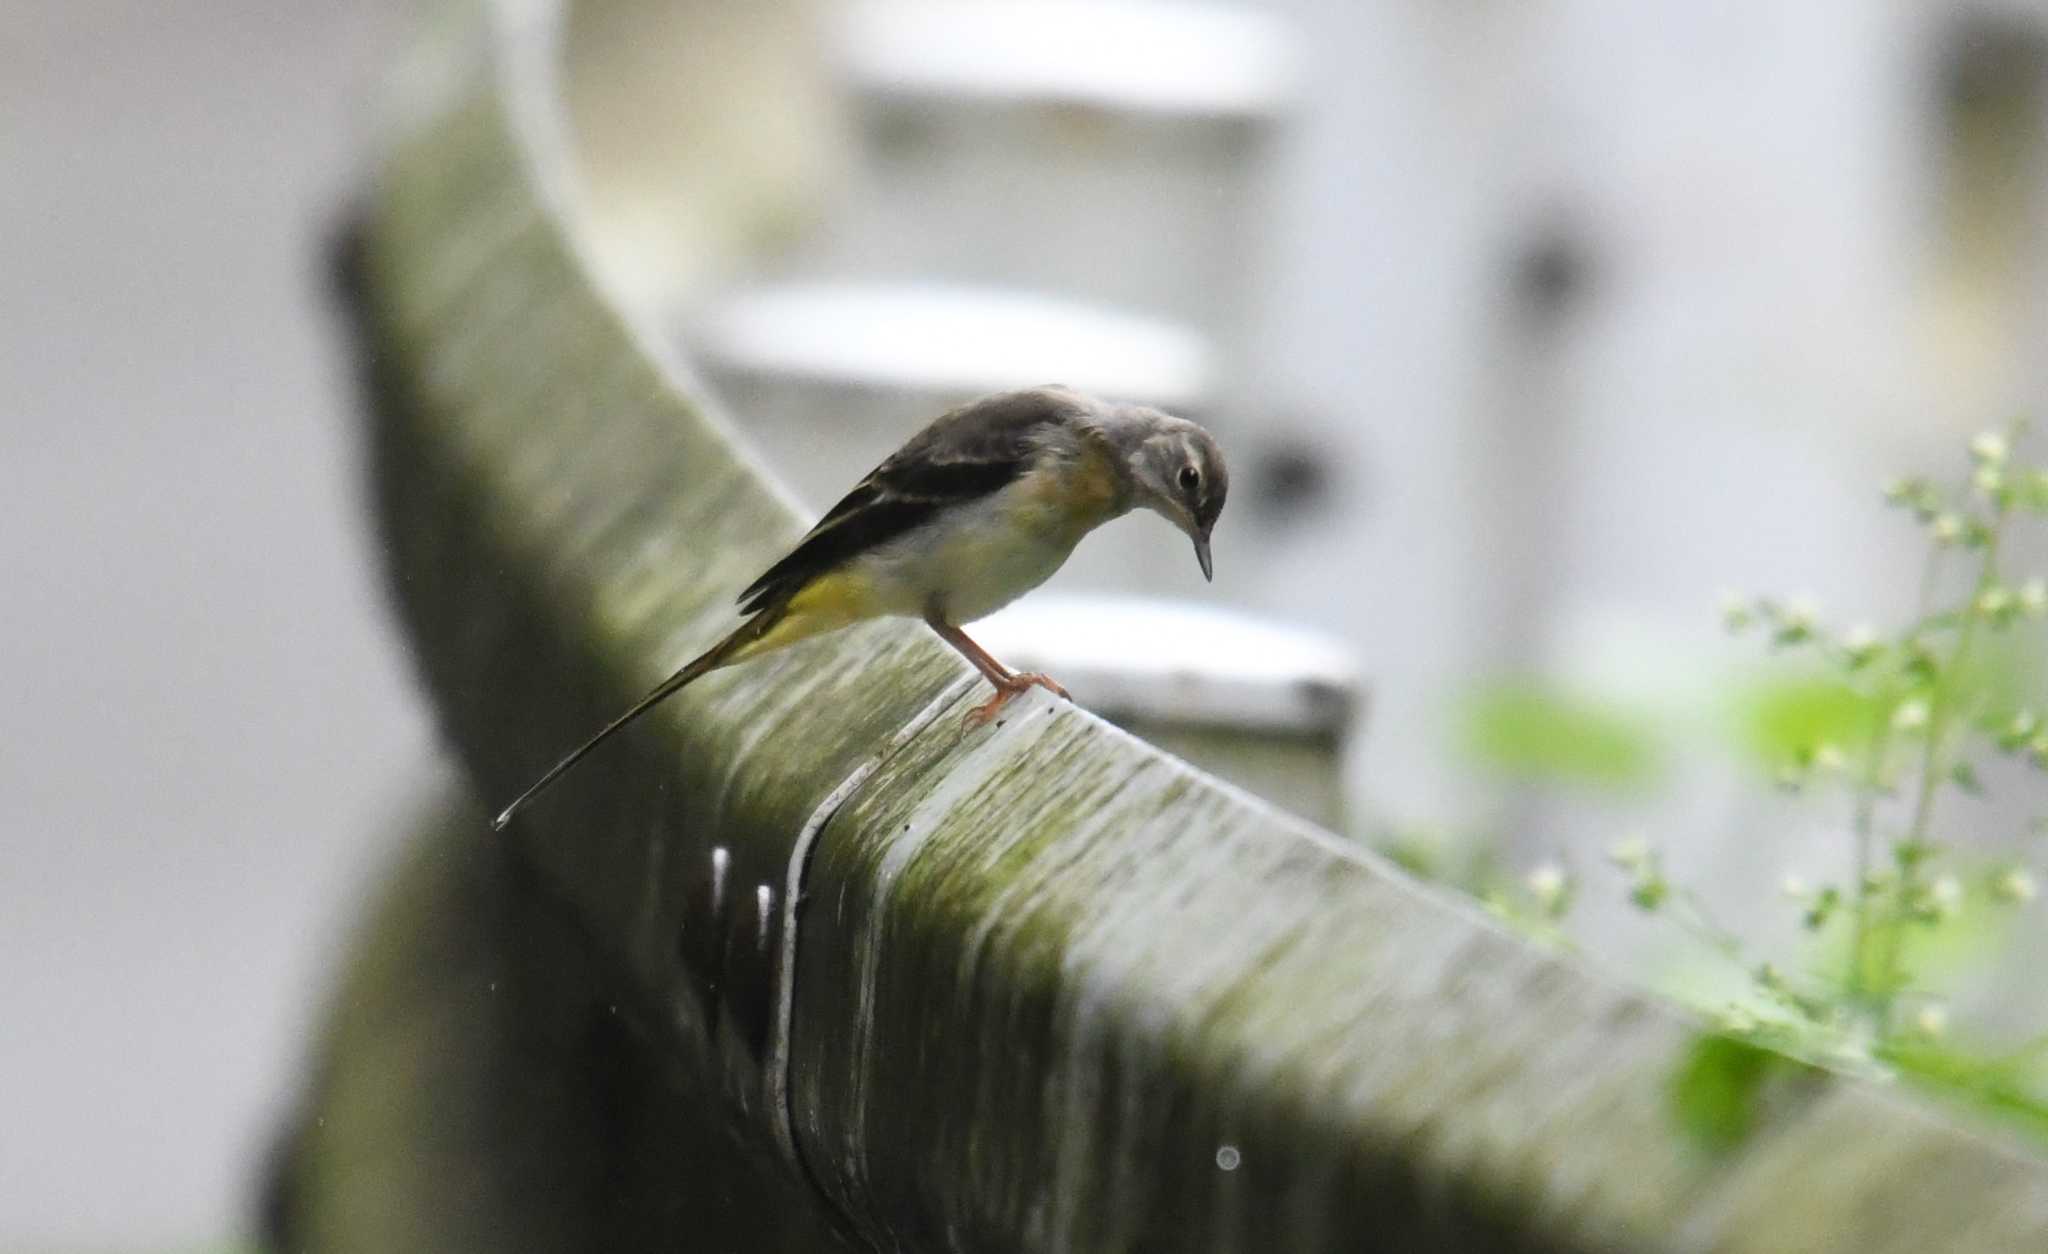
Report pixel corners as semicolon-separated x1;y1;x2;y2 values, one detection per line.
1116;407;1230;582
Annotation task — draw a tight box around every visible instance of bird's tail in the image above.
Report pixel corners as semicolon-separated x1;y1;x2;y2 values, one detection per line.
490;610;783;831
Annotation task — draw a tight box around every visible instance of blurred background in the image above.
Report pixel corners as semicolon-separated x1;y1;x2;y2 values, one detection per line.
1;3;423;1248
7;0;2048;1247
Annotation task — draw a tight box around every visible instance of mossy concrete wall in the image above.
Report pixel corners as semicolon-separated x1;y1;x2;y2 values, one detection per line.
276;1;2048;1249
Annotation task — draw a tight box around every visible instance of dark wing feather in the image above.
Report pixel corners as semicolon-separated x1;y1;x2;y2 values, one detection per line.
735;387;1081;615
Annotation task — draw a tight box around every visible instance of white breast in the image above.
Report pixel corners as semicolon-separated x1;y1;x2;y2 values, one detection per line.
849;474;1099;624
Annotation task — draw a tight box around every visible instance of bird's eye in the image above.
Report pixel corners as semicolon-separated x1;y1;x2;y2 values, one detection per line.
1178;465;1201;492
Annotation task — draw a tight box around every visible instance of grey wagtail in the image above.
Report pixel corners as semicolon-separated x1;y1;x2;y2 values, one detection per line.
492;385;1228;830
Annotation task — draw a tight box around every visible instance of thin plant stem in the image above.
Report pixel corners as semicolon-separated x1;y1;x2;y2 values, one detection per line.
1846;508;1950;1011
1673;887;1745;959
1847;708;1892;1006
1992;1031;2048;1070
1876;503;2010;1034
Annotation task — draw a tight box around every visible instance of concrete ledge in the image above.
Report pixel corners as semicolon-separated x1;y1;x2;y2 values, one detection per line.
341;2;2048;1250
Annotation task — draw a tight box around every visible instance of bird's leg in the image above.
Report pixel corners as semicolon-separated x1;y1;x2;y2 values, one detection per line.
924;615;1070;727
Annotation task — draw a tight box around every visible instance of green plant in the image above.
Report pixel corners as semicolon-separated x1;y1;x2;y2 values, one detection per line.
1622;426;2048;1138
1377;824;1581;944
1376;427;2048;1142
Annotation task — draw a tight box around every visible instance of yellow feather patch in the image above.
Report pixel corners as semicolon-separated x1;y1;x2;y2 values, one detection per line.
787;567;880;619
1018;442;1123;531
724;568;881;665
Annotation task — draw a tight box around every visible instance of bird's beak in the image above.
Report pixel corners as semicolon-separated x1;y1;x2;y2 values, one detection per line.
1192;531;1214;582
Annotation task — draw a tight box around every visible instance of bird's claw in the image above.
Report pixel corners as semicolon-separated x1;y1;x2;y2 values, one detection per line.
964;673;1070;728
1017;672;1071;702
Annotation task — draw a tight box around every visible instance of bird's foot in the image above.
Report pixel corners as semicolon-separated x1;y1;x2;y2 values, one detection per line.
964;672;1070;728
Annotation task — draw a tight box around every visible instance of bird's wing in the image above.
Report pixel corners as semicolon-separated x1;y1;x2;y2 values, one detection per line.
736;388;1079;615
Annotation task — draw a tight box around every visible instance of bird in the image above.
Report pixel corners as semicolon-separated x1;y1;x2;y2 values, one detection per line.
491;385;1228;831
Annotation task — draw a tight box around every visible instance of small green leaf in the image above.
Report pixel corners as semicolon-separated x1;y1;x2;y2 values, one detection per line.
2017;469;2048;513
1735;678;1883;767
1883;1039;2048;1144
1951;761;1986;796
1772;623;1813;648
1894;839;1941;870
1670;1032;1788;1152
1994;711;2038;752
1801;886;1840;932
1457;681;1662;791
